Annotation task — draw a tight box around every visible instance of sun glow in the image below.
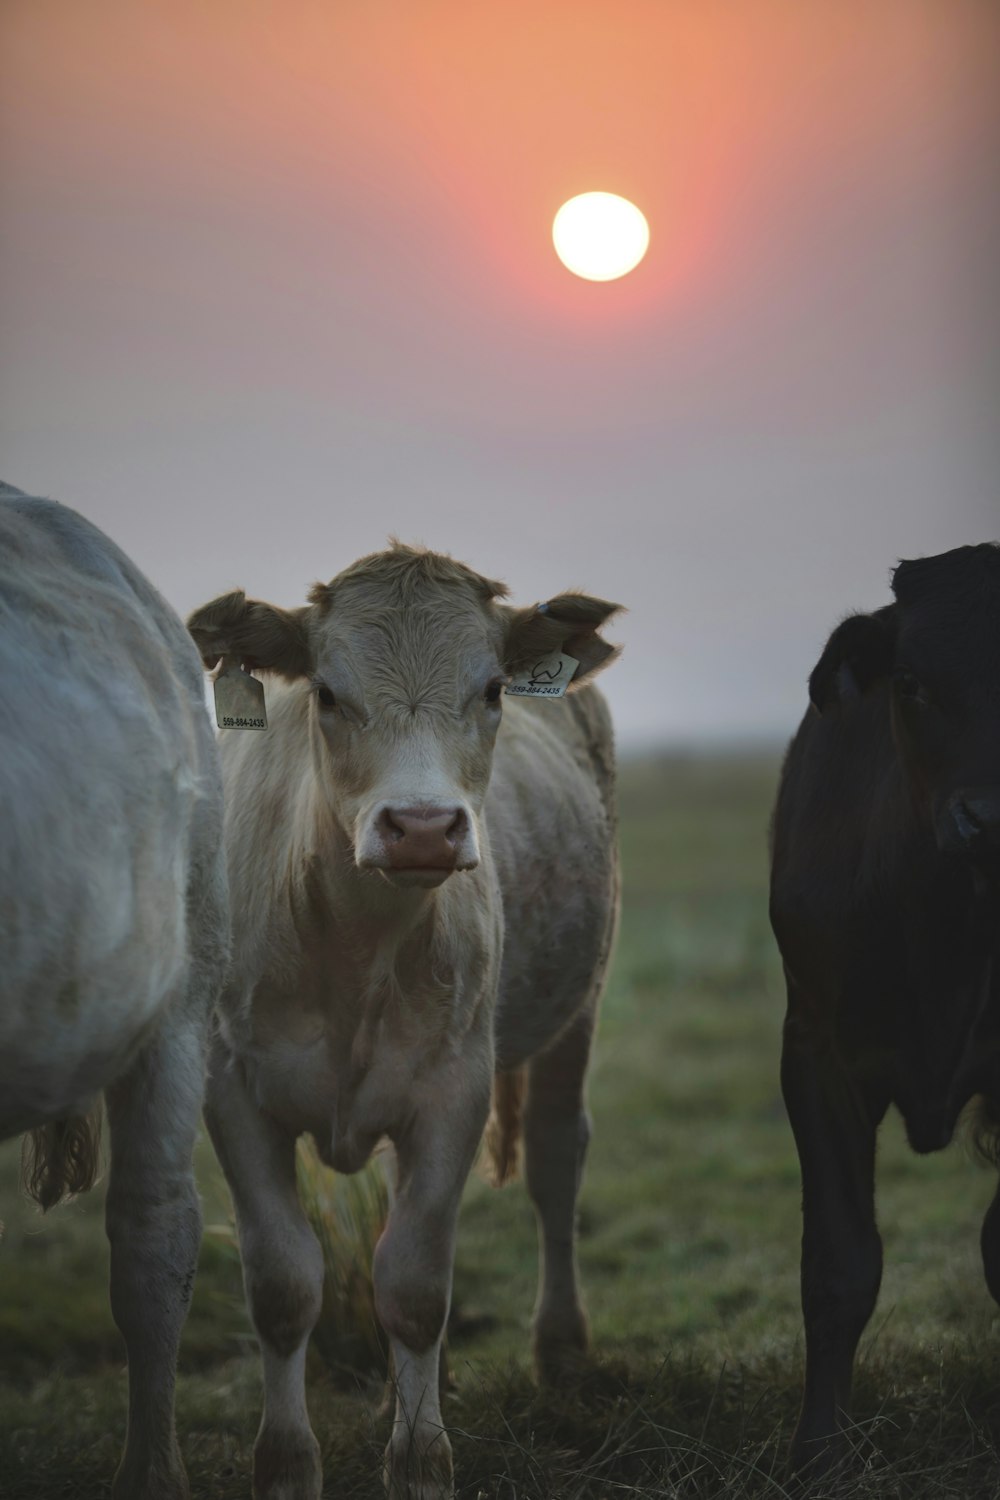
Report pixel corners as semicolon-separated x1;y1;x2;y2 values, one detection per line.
552;192;650;282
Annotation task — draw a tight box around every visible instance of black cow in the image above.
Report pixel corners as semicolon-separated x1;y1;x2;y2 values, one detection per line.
770;542;1000;1473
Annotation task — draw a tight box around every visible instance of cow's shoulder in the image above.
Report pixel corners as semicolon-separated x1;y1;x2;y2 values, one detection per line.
487;686;617;857
3;490;173;620
0;490;214;801
2;488;204;696
562;683;616;807
771;684;918;957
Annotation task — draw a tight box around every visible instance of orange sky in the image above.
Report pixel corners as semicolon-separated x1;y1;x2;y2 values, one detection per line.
7;1;993;306
2;0;998;740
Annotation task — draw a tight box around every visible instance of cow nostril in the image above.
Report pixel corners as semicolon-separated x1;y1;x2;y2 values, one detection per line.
377;807;406;845
943;790;1000;856
446;808;467;845
953;800;982;845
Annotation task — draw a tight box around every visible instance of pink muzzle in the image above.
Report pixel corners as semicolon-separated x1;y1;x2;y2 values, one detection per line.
376;805;471;872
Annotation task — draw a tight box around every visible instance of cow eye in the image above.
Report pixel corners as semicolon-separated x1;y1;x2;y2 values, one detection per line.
484;679;505;705
893;669;926;704
316;685;337;709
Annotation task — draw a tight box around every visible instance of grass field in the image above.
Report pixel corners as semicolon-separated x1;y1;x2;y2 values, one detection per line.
2;752;1000;1498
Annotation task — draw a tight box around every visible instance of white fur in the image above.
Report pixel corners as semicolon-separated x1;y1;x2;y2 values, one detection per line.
202;561;620;1500
205;591;617;1494
0;487;228;1500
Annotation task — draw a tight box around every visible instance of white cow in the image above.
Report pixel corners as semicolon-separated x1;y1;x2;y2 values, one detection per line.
187;544;622;1500
0;485;228;1500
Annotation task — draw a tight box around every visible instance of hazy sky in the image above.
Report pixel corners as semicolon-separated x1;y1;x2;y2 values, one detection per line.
3;1;998;745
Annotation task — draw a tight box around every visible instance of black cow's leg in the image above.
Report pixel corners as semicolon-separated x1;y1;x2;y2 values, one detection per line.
781;999;888;1475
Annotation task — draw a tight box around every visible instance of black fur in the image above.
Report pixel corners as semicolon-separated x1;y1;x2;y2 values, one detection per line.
770;541;1000;1475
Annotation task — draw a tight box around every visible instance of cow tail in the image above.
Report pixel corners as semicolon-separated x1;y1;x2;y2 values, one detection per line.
21;1103;104;1211
482;1067;526;1187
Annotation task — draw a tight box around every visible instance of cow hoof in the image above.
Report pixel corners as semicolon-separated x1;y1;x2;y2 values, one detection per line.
532;1309;591;1385
112;1442;190;1500
253;1426;322;1500
788;1428;849;1487
383;1428;454;1500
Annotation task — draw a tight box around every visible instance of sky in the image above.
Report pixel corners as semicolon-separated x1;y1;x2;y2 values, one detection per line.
2;0;998;747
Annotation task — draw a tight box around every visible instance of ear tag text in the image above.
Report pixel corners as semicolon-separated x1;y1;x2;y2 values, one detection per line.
506;651;579;699
213;661;268;731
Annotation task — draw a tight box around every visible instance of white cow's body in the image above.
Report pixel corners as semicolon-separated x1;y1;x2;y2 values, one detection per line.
217;680;615;1149
189;547;620;1500
0;485;228;1500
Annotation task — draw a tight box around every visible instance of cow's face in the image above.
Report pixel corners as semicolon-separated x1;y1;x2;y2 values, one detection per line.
809;543;1000;868
303;560;508;888
189;546;621;889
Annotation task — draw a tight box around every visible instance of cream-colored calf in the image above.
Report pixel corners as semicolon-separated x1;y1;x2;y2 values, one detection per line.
188;544;621;1500
0;485;228;1500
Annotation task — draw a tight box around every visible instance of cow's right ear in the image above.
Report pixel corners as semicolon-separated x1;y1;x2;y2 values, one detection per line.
502;592;623;687
808;606;896;713
186;590;312;679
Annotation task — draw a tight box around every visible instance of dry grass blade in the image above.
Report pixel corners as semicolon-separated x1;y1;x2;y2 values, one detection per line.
295;1136;389;1383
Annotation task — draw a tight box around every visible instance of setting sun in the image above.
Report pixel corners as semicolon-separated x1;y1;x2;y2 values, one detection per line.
552;192;650;281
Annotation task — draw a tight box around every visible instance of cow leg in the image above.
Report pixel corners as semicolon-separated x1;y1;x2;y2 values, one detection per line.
104;1013;207;1500
375;1079;489;1500
204;1037;324;1500
377;1150;450;1418
523;1010;594;1383
781;1003;887;1476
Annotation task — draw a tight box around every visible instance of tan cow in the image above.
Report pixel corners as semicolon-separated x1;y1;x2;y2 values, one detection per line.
188;544;622;1500
0;484;229;1500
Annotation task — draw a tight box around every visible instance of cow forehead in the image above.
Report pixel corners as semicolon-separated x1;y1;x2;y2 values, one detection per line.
893;543;1000;608
312;596;504;711
322;602;498;663
897;583;1000;655
896;608;1000;708
319;544;508;609
895;547;1000;666
308;547;509;703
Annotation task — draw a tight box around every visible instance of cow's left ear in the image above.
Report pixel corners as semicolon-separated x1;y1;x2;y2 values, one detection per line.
808;605;896;713
186;590;312;679
502;592;624;688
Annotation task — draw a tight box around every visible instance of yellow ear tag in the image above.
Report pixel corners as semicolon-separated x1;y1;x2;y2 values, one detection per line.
213;660;268;731
506;651;579;699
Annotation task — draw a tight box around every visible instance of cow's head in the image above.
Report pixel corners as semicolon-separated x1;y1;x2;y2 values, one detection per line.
189;545;622;889
809;542;1000;867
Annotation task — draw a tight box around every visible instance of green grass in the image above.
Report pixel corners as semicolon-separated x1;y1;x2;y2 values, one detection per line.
2;751;1000;1497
